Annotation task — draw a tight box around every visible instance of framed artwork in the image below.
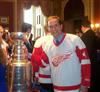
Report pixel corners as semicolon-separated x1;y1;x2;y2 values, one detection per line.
0;16;9;24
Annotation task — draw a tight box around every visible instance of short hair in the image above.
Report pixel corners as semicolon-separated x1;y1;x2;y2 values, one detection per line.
81;19;91;27
46;16;63;25
21;23;32;32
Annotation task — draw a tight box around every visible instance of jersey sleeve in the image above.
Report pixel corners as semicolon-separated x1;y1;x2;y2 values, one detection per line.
31;37;49;72
75;36;91;87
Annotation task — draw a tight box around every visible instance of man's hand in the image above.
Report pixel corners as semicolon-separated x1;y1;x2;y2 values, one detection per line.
80;86;88;92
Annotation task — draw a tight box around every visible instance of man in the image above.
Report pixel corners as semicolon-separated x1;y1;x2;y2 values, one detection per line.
21;22;33;53
31;16;91;92
21;23;34;60
81;19;97;62
31;26;53;92
81;19;98;92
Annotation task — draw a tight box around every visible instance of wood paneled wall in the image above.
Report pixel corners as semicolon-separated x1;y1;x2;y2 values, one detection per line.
0;1;14;32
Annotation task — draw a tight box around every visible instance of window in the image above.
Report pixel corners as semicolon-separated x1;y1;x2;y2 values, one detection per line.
23;6;46;40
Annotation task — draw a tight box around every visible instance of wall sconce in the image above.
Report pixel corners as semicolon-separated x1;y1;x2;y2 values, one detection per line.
91;23;100;31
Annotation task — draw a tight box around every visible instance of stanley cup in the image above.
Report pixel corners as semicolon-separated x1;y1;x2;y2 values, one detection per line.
8;32;32;92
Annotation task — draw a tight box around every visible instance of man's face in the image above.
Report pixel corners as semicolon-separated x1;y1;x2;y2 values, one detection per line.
81;26;85;33
25;28;31;39
47;18;62;38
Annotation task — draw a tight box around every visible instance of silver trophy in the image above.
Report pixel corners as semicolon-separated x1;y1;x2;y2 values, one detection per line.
7;32;32;92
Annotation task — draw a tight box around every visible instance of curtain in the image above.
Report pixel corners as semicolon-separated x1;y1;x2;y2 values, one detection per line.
23;0;53;16
16;0;61;30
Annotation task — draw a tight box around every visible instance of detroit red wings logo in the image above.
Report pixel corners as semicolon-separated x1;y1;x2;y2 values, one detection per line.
52;53;72;67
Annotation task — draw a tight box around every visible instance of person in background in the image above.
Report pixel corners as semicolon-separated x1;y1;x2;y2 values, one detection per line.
95;30;100;62
0;25;9;53
94;29;100;91
2;30;14;57
31;16;91;92
21;23;34;60
81;19;97;62
95;30;100;55
81;19;98;92
0;25;8;92
0;25;10;62
31;26;53;92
